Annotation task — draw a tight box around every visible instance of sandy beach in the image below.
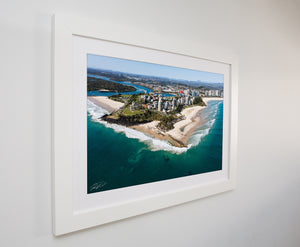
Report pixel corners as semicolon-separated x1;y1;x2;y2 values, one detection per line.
90;95;223;147
132;105;206;147
168;106;206;144
88;96;124;114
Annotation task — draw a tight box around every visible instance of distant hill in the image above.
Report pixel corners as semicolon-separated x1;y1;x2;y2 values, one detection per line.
87;76;136;92
195;82;224;90
87;68;223;90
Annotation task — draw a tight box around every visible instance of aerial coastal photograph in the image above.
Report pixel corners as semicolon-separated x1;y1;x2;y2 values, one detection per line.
87;54;224;193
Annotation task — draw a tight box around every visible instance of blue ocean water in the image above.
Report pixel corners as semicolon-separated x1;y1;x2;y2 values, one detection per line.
87;100;223;193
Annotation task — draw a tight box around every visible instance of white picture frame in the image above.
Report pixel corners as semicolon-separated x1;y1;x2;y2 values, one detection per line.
52;14;238;236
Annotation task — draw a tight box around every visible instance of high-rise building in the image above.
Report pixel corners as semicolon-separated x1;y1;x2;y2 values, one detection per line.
165;101;169;110
184;89;190;96
158;96;162;111
192;90;199;97
185;96;190;105
172;98;177;108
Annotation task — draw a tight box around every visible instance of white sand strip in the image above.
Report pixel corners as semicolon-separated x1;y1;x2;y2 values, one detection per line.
88;96;124;113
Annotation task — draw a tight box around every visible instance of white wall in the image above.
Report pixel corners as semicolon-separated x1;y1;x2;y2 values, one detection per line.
1;0;300;246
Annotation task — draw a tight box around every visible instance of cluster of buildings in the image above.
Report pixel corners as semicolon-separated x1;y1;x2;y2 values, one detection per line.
130;94;179;112
138;82;224;98
183;88;223;98
128;85;224;113
204;89;223;97
129;87;221;113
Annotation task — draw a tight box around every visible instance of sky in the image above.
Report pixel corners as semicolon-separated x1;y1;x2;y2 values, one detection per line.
87;54;224;83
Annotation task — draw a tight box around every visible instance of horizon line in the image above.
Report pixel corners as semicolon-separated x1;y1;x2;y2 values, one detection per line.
87;67;224;84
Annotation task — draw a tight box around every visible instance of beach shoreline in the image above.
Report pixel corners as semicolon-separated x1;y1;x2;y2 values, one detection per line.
131;105;206;147
202;97;223;104
131;97;223;147
88;96;124;114
88;95;223;147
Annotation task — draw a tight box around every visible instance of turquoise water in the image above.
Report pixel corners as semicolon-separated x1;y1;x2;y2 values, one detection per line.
87;100;223;193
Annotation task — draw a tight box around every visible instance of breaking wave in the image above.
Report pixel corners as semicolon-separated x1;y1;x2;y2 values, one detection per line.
87;99;218;153
187;102;221;147
87;100;109;119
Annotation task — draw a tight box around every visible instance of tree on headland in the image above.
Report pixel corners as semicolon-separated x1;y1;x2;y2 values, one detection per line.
193;96;206;106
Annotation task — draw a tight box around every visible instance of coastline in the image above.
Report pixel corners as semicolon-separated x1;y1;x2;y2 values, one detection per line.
89;95;223;148
202;97;223;104
131;105;205;147
131;97;223;147
88;96;124;114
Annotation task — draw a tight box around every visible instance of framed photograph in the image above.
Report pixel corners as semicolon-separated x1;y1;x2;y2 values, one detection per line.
52;14;238;236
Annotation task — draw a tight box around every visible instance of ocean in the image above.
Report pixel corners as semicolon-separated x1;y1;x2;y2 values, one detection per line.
87;99;223;193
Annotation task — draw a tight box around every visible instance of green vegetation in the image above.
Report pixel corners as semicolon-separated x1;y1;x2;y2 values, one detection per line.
87;77;136;92
118;106;178;130
126;94;139;106
168;104;184;115
123;107;144;116
157;115;176;130
108;94;130;103
106;94;179;130
118;109;158;124
192;96;206;106
104;94;206;131
117;109;177;130
175;104;184;113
